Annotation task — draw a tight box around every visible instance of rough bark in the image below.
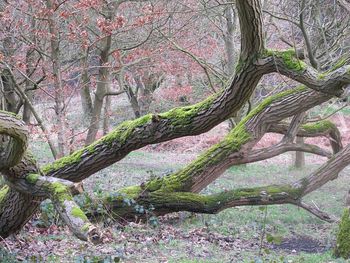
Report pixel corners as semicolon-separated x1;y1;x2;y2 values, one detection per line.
0;111;99;241
0;113;40;237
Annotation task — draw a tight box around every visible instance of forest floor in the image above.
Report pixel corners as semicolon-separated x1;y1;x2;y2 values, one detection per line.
1;100;350;262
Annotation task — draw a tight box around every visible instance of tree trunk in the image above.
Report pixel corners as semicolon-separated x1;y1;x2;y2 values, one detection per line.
1;69;20;113
80;56;93;123
103;93;111;135
120;72;141;118
334;208;350;259
22;51;35;124
294;137;305;168
85;35;112;145
224;6;236;75
47;0;67;158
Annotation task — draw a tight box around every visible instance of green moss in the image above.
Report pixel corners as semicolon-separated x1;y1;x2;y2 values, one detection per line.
81;223;90;232
0;110;21;120
318;57;348;79
97;114;152;145
243;85;307;122
264;49;306;72
318;73;327;79
49;182;72;203
41;149;86;174
330;57;348;72
151;191;218;206
145;86;308;192
159;93;218;126
42;115;153;174
148;184;302;213
71;207;88;221
118;185;141;198
334;208;350;259
50;182;68;195
26;173;40;184
0;185;9;203
151;123;250;192
302;120;336;134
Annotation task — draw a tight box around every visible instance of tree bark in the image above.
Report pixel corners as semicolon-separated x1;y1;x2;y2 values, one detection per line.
294;136;306;168
85;35;112;145
103;92;111;135
47;0;67;158
79;56;93;123
1;69;20;113
224;6;236;75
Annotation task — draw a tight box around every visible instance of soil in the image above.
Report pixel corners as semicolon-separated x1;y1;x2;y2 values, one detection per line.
270;235;328;253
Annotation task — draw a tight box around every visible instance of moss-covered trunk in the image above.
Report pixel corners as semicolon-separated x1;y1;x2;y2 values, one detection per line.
334;208;350;259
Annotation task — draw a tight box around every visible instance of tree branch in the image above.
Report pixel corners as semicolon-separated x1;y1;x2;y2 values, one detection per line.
260;50;350;97
236;0;264;60
269;119;343;153
0;112;28;169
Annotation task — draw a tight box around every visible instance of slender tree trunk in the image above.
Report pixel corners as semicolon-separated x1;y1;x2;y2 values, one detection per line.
80;56;93;123
294;136;305;168
224;6;236;75
23;51;35;124
138;74;158;116
119;71;141;118
127;86;141;118
22;11;37;124
1;69;20;113
103;93;111;135
22;91;33;124
47;0;67;158
85;35;112;145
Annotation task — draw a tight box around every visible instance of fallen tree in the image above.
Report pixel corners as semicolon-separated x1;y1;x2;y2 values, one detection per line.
1;0;350;258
